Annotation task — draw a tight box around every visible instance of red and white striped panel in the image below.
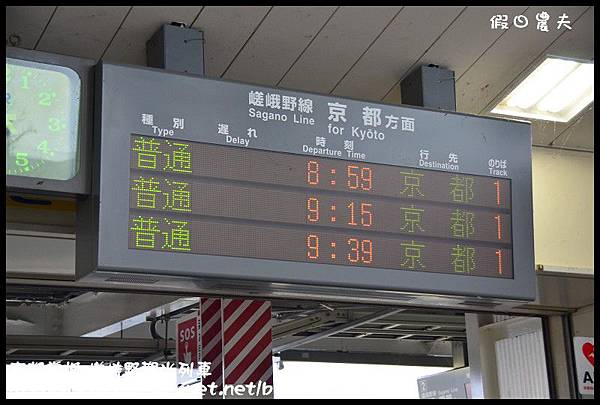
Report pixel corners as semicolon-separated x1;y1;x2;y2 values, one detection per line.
222;299;273;393
200;298;223;397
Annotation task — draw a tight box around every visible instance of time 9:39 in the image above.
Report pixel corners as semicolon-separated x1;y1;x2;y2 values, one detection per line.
306;234;373;264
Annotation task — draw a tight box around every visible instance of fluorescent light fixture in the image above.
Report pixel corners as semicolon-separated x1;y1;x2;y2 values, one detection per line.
491;57;594;122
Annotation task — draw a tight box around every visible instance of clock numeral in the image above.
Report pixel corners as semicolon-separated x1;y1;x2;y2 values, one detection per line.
38;92;56;106
48;117;66;132
37;140;51;154
15;152;29;167
21;71;32;89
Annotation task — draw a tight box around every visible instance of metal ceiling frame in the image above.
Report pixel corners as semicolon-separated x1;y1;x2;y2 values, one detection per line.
5;335;172;364
6;269;591;373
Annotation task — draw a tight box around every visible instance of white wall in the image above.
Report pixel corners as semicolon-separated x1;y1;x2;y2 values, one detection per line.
531;147;594;273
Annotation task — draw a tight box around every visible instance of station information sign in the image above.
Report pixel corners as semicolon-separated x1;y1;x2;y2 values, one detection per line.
128;135;512;278
81;63;535;302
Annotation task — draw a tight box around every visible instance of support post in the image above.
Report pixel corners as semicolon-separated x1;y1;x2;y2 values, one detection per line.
221;299;273;399
545;315;578;398
465;313;486;399
200;298;224;399
452;342;466;368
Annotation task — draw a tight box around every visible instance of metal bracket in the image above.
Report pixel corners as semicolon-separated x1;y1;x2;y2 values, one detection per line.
400;64;456;111
146;23;205;75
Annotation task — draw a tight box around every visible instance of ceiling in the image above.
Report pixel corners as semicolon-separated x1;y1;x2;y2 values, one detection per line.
6;6;594;151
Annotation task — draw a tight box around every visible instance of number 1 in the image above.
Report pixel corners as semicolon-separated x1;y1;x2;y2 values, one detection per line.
494;180;501;206
496;249;503;275
494;214;502;240
21;72;31;89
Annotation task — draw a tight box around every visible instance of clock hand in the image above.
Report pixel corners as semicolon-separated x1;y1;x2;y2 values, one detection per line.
6;113;17;135
6;128;35;146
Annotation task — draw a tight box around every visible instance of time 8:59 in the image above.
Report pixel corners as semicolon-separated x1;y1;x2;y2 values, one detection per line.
307;160;372;191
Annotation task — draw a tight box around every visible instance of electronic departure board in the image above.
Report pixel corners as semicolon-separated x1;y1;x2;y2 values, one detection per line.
79;63;535;304
128;135;512;278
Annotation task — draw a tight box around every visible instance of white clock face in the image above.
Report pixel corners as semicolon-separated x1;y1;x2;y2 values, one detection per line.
6;58;81;180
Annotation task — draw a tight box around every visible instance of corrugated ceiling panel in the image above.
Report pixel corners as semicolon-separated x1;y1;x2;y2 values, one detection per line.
192;6;271;78
456;6;589;115
7;6;593;151
538;6;594;63
331;6;464;101
6;6;56;50
102;6;203;66
35;6;131;60
222;6;337;86
495;329;550;398
382;6;528;104
278;6;402;94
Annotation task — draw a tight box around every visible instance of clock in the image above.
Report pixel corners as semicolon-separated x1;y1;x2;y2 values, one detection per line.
5;47;93;195
6;57;81;179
